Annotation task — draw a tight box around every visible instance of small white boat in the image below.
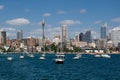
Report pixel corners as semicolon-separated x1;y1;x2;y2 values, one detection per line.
73;54;81;59
55;54;65;64
94;54;101;57
39;53;46;60
39;56;45;60
101;54;110;58
7;57;13;61
19;55;24;59
28;54;34;58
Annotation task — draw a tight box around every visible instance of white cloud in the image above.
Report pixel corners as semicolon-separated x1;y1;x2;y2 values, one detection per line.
6;18;30;26
94;20;102;24
1;27;16;31
43;13;51;17
0;5;4;10
57;11;66;14
80;9;87;14
111;18;120;23
59;20;82;25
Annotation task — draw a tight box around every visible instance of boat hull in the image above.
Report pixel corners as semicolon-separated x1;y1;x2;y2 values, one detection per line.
55;61;64;64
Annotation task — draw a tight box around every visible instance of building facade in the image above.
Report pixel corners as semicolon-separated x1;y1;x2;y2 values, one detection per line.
110;26;120;47
0;30;6;44
17;30;23;41
85;30;92;43
101;23;107;39
79;32;85;41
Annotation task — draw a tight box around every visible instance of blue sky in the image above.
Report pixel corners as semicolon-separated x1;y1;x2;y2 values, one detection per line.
0;0;120;39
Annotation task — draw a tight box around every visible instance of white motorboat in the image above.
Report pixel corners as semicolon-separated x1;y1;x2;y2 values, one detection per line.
101;54;110;58
39;54;45;60
94;54;101;57
73;54;81;59
7;57;13;61
28;54;34;58
55;54;65;64
39;56;45;60
19;55;24;59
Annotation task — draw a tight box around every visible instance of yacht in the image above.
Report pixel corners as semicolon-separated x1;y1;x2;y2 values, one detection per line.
39;53;45;60
94;54;101;57
101;54;110;58
55;53;65;64
28;54;34;58
19;55;24;59
7;56;13;61
73;54;81;59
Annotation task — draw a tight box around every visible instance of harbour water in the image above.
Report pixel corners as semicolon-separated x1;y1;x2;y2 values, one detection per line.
0;53;120;80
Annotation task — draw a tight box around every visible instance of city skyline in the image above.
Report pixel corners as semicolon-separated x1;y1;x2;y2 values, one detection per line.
0;0;120;39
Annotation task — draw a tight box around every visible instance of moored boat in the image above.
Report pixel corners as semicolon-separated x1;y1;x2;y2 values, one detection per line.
55;54;65;64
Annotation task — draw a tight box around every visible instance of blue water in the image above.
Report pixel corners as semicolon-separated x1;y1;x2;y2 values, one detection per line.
0;53;120;80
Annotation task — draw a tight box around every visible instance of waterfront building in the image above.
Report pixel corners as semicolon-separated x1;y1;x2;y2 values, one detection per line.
75;34;79;47
101;23;107;39
53;35;60;45
110;26;120;47
0;30;6;45
17;30;23;41
96;39;106;49
72;41;87;48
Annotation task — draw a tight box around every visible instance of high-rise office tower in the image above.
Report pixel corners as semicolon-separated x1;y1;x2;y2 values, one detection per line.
62;25;68;43
85;30;92;43
61;25;68;51
0;30;6;44
17;30;23;40
101;23;107;39
79;32;85;41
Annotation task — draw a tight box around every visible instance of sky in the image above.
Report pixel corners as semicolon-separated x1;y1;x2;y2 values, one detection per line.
0;0;120;40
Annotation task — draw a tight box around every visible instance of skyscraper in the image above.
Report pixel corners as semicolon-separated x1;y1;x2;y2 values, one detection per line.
85;30;92;43
101;23;107;39
79;32;85;41
61;25;68;50
0;30;6;44
17;30;23;40
62;25;68;43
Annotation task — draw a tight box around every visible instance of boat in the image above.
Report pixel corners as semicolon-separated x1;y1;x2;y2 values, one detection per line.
55;53;65;64
73;54;81;59
19;55;24;59
94;54;101;57
7;56;13;61
25;51;34;58
101;54;110;58
39;53;45;60
28;54;34;58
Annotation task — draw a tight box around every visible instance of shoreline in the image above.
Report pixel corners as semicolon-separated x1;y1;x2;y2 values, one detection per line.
1;52;120;54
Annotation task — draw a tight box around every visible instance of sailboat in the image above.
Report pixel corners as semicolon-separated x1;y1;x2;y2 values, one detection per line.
39;19;46;60
7;56;13;61
73;53;81;59
19;43;24;59
55;26;65;64
55;53;65;64
4;46;13;61
19;52;24;59
101;54;110;58
39;52;45;60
